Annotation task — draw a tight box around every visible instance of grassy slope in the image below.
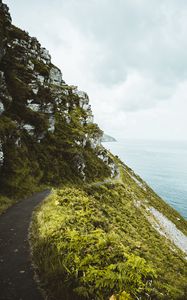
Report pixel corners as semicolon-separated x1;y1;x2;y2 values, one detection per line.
0;195;15;214
0;183;51;215
30;158;187;300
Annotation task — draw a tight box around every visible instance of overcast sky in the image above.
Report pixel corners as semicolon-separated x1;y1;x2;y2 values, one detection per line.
5;0;187;140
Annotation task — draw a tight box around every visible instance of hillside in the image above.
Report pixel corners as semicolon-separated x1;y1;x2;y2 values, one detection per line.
0;0;115;203
0;1;187;300
31;159;187;300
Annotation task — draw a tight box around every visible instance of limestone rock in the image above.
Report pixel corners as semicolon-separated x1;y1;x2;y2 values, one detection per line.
0;102;4;115
0;143;4;166
49;67;62;85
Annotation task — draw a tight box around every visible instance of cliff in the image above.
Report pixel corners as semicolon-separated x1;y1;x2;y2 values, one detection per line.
0;1;116;198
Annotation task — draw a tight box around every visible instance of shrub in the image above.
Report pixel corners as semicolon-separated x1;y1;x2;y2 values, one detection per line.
31;188;156;300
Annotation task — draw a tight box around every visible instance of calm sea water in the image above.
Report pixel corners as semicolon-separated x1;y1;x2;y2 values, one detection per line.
104;139;187;220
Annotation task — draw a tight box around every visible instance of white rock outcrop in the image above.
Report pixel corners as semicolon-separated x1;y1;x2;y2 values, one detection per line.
0;143;4;166
149;207;187;255
49;67;62;85
27;60;35;71
77;160;86;181
90;137;100;149
98;153;109;164
23;124;35;135
43;103;53;114
27;100;40;112
48;115;55;133
0;102;4;115
37;75;45;85
40;48;51;63
86;114;94;123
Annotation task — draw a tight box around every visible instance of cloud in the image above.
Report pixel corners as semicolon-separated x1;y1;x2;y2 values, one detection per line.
7;0;187;84
5;0;187;140
94;79;187;140
90;71;174;112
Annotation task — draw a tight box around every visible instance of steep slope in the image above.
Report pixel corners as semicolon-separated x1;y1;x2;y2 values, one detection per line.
31;160;187;300
0;1;115;201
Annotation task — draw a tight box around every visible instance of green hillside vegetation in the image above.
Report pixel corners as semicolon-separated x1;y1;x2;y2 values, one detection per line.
0;195;14;214
31;159;187;300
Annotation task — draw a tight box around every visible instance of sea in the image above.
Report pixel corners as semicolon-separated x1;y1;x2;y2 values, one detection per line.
104;139;187;220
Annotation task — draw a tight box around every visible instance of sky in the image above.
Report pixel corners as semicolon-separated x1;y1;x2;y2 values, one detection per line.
5;0;187;140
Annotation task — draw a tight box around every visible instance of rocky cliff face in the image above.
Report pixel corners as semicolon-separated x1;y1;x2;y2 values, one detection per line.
0;1;115;197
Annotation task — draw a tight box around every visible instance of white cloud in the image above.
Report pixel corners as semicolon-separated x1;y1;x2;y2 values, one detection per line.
5;0;187;140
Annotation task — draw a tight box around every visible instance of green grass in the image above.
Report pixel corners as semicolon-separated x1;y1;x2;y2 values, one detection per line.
30;163;187;300
0;184;50;214
0;195;15;214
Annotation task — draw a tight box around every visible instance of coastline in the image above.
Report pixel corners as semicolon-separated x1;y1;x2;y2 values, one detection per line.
104;139;187;219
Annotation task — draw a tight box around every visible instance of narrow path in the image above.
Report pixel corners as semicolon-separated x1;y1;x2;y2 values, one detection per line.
0;190;51;300
91;165;121;188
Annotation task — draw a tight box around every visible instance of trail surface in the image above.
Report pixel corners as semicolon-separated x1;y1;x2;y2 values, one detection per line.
0;190;50;300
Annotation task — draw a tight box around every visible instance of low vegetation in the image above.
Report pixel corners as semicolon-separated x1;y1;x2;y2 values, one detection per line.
0;195;14;214
31;165;187;299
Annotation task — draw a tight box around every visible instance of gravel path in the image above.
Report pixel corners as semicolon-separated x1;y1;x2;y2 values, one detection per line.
0;190;50;300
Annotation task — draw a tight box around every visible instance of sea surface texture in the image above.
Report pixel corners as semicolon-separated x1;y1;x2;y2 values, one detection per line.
105;139;187;219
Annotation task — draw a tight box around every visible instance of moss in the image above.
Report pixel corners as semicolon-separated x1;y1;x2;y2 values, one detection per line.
8;25;29;41
32;59;50;77
6;73;32;101
0;116;17;140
